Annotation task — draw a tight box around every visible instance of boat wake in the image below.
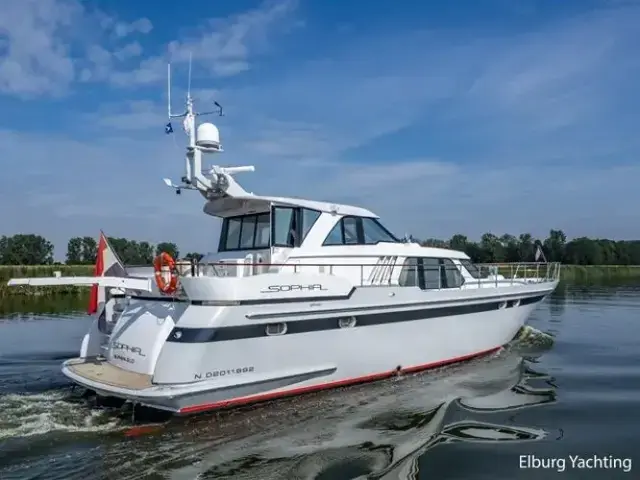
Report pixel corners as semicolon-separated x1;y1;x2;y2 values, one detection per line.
0;389;123;440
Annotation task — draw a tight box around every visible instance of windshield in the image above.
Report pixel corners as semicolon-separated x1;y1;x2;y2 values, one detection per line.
460;259;487;279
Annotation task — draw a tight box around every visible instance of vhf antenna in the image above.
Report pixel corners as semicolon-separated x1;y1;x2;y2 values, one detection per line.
166;57;224;122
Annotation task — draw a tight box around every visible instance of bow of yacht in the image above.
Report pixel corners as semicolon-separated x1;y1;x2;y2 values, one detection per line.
6;67;560;414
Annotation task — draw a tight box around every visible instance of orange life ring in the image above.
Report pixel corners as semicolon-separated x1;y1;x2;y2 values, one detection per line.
153;252;179;294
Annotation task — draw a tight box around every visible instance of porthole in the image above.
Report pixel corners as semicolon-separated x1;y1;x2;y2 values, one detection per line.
338;316;357;328
265;322;288;336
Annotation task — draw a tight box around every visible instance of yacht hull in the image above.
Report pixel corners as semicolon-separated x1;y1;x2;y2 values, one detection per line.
61;284;554;414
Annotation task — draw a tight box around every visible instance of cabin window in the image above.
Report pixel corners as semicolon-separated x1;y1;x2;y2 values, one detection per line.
422;258;441;289
417;257;464;290
398;257;419;287
442;259;464;288
322;216;400;246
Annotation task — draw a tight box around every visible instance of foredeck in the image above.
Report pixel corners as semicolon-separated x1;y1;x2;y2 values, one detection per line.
66;357;152;390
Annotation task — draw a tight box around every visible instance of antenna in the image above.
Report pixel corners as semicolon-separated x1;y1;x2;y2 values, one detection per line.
162;62;254;198
167;63;172;118
187;52;193;101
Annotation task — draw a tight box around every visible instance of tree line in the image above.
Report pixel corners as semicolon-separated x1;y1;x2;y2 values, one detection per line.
0;230;639;266
0;234;204;266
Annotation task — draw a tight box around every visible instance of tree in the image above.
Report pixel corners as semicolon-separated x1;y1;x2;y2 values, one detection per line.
81;236;97;264
0;234;54;265
543;229;567;263
184;252;204;262
66;237;83;264
106;237;155;265
156;242;179;259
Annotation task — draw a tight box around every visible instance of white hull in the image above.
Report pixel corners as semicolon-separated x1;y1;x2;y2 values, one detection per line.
61;281;555;414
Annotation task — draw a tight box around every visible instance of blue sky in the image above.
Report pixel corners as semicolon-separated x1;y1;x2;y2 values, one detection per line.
1;0;639;258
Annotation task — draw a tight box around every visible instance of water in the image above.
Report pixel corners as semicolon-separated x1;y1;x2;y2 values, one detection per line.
0;284;638;479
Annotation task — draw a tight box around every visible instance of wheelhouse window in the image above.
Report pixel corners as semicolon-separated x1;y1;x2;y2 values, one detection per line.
323;216;400;246
460;259;487;279
271;206;322;248
220;212;270;251
398;257;464;289
219;207;321;252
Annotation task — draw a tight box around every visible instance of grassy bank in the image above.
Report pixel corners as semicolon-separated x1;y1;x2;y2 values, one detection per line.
560;265;640;282
0;265;93;297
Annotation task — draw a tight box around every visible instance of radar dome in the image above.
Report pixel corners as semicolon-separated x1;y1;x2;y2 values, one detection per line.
196;123;221;149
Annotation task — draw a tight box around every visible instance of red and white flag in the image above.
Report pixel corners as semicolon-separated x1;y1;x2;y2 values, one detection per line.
87;231;127;314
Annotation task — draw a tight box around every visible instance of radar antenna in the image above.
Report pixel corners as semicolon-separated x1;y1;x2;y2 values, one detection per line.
162;60;253;198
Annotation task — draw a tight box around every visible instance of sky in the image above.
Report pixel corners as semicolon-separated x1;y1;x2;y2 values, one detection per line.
1;0;639;258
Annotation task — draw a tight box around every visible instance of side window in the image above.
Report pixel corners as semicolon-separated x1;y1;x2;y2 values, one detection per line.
323;221;343;245
254;213;270;248
301;208;321;242
422;258;441;289
442;259;464;288
273;207;296;247
239;216;257;249
398;257;419;287
224;218;242;250
362;218;400;244
343;217;359;245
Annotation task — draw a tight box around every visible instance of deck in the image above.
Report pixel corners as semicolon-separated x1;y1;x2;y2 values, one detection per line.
66;357;152;390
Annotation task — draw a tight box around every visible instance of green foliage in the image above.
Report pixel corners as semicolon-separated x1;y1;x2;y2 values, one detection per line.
0;234;54;265
156;242;179;260
66;236;98;264
105;237;155;265
184;252;204;262
418;229;640;266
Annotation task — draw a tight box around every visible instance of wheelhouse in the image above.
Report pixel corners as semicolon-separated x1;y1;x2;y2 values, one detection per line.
217;204;400;253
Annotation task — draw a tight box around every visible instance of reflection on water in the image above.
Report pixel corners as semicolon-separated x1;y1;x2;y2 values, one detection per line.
0;294;89;316
0;325;557;480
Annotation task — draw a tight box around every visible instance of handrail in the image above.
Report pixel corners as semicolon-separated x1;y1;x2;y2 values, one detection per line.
184;260;561;289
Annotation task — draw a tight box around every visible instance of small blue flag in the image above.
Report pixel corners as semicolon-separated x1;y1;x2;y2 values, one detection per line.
165;122;173;134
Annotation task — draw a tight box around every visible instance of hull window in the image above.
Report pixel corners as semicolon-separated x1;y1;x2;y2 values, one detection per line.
338;316;357;328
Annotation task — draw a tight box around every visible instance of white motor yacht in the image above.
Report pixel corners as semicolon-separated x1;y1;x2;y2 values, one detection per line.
7;68;560;414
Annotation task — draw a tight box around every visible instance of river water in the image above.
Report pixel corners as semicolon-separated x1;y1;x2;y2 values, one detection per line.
0;283;637;479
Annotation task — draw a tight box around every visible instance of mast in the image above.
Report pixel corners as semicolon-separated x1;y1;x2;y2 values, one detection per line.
163;60;254;199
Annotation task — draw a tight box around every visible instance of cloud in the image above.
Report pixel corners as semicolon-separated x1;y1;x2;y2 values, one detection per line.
110;0;300;86
0;0;78;97
1;1;640;258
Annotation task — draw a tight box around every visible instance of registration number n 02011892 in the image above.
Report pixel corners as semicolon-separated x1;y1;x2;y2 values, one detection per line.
194;366;255;380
